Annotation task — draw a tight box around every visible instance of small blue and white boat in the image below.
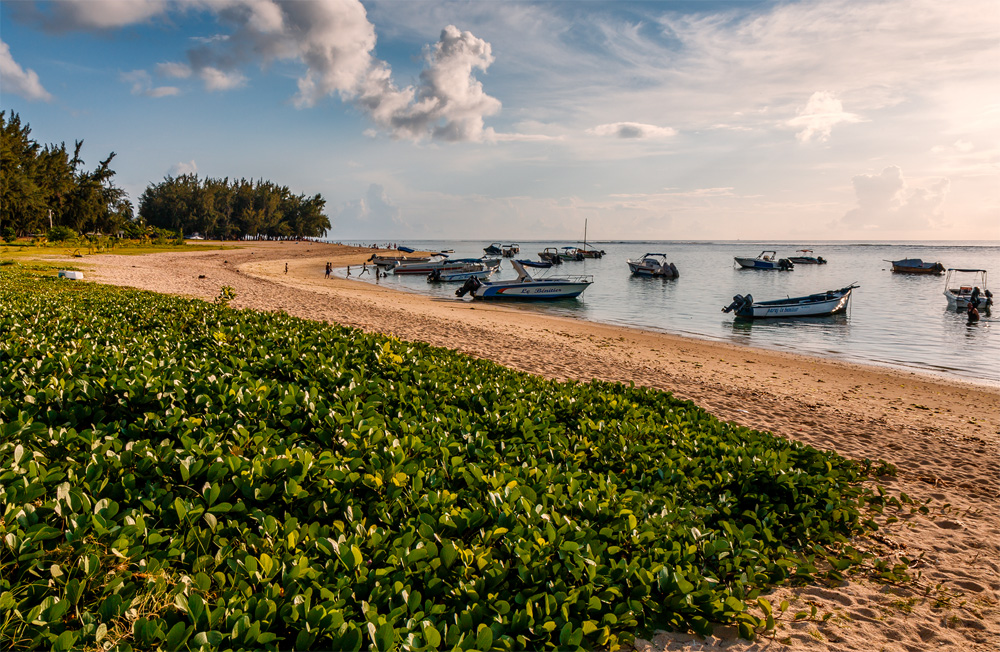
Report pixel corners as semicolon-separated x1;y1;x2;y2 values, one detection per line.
627;253;679;277
734;250;794;270
722;284;858;319
456;260;593;300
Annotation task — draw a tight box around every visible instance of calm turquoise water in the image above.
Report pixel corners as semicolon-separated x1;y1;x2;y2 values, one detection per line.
341;241;999;386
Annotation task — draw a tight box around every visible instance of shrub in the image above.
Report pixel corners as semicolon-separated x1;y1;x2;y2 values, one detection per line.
46;225;78;242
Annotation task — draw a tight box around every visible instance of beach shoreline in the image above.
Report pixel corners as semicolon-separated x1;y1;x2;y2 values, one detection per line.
62;241;998;650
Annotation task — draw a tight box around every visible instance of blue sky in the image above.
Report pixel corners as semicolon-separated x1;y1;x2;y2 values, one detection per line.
2;0;997;241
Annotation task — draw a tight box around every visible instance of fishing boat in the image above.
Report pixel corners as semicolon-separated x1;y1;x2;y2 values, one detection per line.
501;244;520;257
559;246;585;261
943;268;992;312
369;254;431;268
393;257;500;275
456;260;593;300
627;253;679;278
887;258;945;274
483;242;503;255
516;259;554;269
576;218;605;258
722;284;858;319
537;247;564;265
788;250;827;264
397;246;416;253
427;261;496;283
734;251;794;270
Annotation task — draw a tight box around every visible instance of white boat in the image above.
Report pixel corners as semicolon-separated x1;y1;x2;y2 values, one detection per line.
734;250;794;270
627;253;679;278
943;268;992;312
427;261;496;282
393;257;500;276
788;249;827;264
501;244;520;257
537;247;564;265
369;254;431;268
455;260;593;300
722;284;858;319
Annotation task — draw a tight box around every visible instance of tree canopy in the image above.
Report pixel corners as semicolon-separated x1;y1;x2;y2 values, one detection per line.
1;111;331;240
1;111;132;237
139;175;330;239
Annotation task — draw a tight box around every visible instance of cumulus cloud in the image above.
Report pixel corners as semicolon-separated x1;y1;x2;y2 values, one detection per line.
169;160;198;176
0;39;53;101
588;122;677;139
121;69;179;97
14;0;501;142
841;166;950;229
787;91;862;142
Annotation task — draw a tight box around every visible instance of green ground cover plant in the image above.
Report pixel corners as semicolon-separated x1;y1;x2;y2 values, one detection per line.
0;267;897;651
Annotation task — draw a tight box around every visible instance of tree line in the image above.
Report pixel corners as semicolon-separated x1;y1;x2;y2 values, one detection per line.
1;111;330;241
139;175;330;240
1;111;132;239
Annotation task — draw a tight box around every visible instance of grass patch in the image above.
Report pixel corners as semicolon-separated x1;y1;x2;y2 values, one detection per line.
0;268;900;651
0;239;231;261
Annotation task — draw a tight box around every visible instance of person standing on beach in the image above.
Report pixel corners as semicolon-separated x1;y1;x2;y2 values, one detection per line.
285;263;288;274
325;262;331;278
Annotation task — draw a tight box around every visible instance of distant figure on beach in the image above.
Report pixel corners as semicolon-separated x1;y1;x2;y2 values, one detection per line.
284;263;288;274
325;262;331;278
346;266;351;277
360;262;369;276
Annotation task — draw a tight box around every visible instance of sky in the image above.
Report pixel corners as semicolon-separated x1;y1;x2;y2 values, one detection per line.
1;0;998;242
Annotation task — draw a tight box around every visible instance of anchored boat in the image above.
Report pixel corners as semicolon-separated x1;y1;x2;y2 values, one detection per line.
627;253;679;278
943;268;992;312
722;284;858;319
788;250;827;264
456;260;593;300
887;258;945;274
734;250;794;270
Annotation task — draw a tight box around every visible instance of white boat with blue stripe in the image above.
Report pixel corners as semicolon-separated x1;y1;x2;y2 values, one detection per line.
456;260;593;300
723;284;858;319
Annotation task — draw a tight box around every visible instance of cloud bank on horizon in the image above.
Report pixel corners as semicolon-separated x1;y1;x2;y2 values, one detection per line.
1;0;997;241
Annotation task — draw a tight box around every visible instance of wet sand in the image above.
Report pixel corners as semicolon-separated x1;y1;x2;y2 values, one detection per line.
78;241;998;651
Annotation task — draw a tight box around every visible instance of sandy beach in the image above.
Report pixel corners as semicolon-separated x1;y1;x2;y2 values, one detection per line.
70;241;999;650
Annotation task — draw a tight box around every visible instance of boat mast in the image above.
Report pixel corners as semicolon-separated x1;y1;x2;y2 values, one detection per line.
584;219;587;250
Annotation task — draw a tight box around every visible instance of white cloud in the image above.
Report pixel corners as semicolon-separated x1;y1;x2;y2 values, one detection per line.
121;69;179;97
169;160;198;176
14;1;501;142
787;91;862;142
198;66;246;91
0;39;53;101
589;122;677;139
156;61;192;78
841;166;950;230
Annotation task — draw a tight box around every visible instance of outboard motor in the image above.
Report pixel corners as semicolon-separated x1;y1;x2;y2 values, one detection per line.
722;294;751;314
817;256;827;264
668;262;679;278
427;269;441;283
455;277;482;298
778;258;794;271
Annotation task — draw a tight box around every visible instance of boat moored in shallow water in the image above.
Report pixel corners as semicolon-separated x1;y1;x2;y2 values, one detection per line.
627;253;679;277
734;251;794;270
788;250;827;264
887;258;945;274
456;260;593;300
943;268;992;312
722;284;858;319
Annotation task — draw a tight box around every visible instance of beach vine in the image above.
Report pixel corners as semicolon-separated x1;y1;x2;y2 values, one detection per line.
0;268;904;651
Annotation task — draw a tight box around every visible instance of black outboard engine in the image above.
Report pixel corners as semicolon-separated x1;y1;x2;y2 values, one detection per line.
817;256;827;264
455;277;482;298
722;294;751;314
427;269;441;283
778;258;794;271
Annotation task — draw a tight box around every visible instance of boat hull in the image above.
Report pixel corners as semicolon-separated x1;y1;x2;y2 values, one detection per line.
432;269;494;282
628;262;678;277
735;257;786;270
475;281;591;299
724;286;856;319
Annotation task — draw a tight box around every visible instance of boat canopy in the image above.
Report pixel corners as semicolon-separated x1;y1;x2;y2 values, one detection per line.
946;268;987;273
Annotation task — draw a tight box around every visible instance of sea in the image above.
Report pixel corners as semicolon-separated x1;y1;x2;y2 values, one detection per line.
339;240;1000;386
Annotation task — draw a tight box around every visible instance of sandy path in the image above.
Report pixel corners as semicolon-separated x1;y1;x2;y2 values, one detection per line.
75;241;998;651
